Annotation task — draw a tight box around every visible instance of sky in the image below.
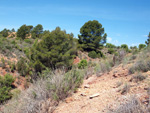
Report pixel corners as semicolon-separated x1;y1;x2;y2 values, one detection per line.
0;0;150;47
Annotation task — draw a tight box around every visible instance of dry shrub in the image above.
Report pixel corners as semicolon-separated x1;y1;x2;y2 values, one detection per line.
1;69;84;113
95;58;113;77
107;96;148;113
129;60;150;74
115;81;123;88
113;50;126;65
117;83;130;95
130;73;146;82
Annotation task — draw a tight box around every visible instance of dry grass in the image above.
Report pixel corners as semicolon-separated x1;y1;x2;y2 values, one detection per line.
1;69;85;113
107;95;149;113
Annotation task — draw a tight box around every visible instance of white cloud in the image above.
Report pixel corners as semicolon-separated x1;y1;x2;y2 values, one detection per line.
107;37;119;45
107;37;112;42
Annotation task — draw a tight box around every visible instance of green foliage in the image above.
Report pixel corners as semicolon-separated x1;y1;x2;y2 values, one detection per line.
121;44;129;52
1;57;6;69
0;74;15;104
9;62;16;73
130;46;137;50
16;57;30;76
78;20;107;52
78;59;88;69
11;28;15;32
106;43;116;48
88;51;97;58
29;27;77;72
88;51;104;58
0;28;9;37
139;44;146;50
108;48;115;54
17;24;33;40
145;32;150;45
24;39;32;44
31;24;43;39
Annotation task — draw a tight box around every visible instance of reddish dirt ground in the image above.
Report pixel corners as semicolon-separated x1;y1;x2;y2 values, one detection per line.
54;65;150;113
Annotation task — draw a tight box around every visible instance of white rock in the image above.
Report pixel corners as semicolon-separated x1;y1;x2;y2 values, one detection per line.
89;93;100;99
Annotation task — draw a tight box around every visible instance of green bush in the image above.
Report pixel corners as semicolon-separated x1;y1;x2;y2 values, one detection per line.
108;48;115;54
10;62;16;73
78;59;88;69
88;51;97;58
24;39;32;44
121;44;129;52
139;44;146;50
106;43;116;48
16;57;30;76
1;57;6;69
0;74;15;104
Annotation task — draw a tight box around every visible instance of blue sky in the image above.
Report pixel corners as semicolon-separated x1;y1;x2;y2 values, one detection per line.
0;0;150;47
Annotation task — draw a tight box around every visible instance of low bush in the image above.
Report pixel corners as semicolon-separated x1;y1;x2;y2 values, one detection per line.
130;73;146;82
16;57;31;76
129;60;150;74
24;39;32;44
118;83;130;95
1;69;85;113
108;48;115;54
0;74;15;104
107;96;147;113
1;57;6;69
95;59;113;76
88;51;97;59
78;59;88;69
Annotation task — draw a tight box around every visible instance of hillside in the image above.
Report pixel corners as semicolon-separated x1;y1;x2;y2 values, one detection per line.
0;22;150;113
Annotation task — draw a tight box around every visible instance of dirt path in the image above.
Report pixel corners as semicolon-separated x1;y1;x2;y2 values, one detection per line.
54;66;129;113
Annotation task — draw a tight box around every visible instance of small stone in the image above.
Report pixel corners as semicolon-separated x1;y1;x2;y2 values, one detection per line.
80;93;86;96
84;84;90;88
89;93;100;99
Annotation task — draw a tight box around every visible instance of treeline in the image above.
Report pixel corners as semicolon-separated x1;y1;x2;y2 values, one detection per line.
0;20;149;75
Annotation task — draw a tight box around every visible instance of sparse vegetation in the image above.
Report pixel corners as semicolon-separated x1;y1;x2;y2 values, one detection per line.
0;19;150;113
130;73;146;82
107;96;148;113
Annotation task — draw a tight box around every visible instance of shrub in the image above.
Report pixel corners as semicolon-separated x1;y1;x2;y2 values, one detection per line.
108;48;115;54
78;59;88;69
107;96;146;113
139;44;146;50
106;43;116;48
1;57;6;69
88;51;97;58
119;83;130;95
113;50;126;65
1;69;84;113
129;60;150;74
24;39;32;44
0;74;15;104
130;73;146;82
121;44;129;52
10;62;16;73
16;57;30;76
95;59;113;76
